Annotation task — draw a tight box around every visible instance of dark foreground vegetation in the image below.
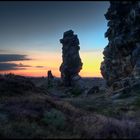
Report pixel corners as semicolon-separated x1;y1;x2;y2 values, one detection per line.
0;74;140;138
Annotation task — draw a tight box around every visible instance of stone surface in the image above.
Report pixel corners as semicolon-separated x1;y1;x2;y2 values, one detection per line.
101;1;140;91
47;70;54;87
47;70;54;79
60;30;83;87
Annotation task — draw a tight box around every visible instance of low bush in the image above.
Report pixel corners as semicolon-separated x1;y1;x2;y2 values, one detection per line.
0;74;36;96
42;109;66;130
71;87;82;97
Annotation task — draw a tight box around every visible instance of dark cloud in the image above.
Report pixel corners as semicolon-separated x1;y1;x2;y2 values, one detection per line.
0;63;32;71
36;66;44;68
0;63;24;71
18;63;31;67
0;54;30;62
0;54;31;71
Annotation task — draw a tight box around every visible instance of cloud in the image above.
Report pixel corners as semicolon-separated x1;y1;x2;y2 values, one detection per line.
0;63;24;71
0;49;6;52
0;54;31;71
36;66;44;68
0;63;32;71
18;63;32;67
0;54;31;62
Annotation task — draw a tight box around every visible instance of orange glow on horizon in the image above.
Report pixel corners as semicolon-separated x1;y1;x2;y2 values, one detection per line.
0;51;103;78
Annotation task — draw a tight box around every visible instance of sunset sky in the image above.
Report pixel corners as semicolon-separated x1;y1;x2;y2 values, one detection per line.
0;1;109;77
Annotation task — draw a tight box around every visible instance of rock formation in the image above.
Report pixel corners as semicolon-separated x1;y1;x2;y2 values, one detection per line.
60;30;83;86
47;70;54;80
47;70;54;88
101;1;140;91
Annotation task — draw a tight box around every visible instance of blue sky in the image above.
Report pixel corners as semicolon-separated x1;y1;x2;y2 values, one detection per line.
0;1;110;77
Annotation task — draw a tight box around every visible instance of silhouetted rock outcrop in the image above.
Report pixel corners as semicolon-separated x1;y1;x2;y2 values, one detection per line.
47;70;54;88
47;70;54;79
101;1;140;91
60;30;83;87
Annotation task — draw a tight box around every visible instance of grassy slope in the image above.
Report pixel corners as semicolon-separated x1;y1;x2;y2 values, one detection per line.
0;92;80;139
65;89;140;121
1;75;140;138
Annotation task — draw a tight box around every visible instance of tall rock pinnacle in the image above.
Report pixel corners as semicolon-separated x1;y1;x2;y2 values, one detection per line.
59;30;83;86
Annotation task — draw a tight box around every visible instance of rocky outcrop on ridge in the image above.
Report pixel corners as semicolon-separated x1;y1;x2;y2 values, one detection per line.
101;1;140;91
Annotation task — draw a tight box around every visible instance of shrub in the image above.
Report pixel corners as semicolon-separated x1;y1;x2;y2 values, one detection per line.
71;87;82;97
118;92;131;99
0;74;35;96
42;109;66;130
0;120;40;138
134;96;140;107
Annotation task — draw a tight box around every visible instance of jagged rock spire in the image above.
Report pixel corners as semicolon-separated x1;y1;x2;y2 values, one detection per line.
59;30;83;86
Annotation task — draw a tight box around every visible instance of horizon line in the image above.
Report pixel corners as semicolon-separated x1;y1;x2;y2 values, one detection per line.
0;73;103;79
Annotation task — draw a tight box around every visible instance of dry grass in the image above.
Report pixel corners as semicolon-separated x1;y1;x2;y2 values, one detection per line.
0;90;139;138
41;94;140;138
0;74;140;138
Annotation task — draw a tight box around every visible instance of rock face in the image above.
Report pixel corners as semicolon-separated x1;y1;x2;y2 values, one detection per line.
101;1;140;91
60;30;83;86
